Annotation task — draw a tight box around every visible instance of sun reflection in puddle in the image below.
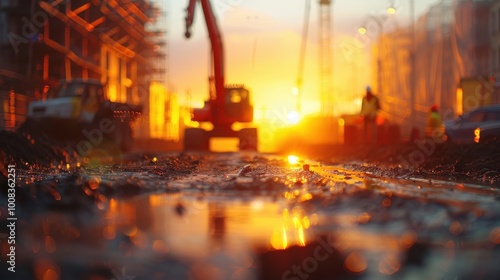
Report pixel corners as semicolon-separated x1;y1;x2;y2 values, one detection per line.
102;193;316;264
271;225;288;250
270;206;315;250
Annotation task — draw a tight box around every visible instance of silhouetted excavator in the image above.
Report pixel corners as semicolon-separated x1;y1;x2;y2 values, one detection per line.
183;0;257;151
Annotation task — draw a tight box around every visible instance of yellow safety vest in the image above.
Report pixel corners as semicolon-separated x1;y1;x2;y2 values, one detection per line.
361;96;380;118
425;111;444;138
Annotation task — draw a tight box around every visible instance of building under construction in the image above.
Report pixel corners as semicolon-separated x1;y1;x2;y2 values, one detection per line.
374;0;498;138
0;0;167;136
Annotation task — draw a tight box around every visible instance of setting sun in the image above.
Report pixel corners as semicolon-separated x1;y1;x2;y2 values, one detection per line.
287;111;301;124
288;155;299;165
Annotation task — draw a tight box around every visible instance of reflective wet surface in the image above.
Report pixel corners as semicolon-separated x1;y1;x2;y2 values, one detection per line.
1;152;500;279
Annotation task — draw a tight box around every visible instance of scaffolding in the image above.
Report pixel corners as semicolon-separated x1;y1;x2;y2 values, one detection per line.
0;0;162;132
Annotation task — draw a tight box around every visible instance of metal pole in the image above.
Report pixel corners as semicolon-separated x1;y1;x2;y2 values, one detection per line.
378;55;382;96
378;26;383;97
319;0;332;116
296;0;311;113
409;0;416;136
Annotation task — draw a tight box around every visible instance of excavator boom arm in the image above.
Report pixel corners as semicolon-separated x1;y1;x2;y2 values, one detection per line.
184;0;225;123
182;0;257;151
185;0;196;38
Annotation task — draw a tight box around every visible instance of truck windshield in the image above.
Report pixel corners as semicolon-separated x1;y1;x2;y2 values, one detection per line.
56;83;85;98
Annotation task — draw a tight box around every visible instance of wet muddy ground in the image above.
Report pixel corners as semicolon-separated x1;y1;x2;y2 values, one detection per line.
286;140;500;186
1;131;500;279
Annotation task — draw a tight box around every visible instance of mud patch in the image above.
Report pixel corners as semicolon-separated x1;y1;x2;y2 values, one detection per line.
286;141;500;187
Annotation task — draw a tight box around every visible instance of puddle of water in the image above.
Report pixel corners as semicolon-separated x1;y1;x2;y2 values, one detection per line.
15;193;318;279
105;193;318;257
8;158;500;279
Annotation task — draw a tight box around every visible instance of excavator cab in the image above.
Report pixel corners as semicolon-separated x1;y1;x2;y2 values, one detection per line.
187;84;257;151
224;85;253;123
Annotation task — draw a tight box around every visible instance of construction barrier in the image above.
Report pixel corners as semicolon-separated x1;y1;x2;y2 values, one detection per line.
343;123;401;146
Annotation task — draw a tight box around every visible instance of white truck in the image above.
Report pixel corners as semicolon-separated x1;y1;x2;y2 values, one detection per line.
18;79;141;153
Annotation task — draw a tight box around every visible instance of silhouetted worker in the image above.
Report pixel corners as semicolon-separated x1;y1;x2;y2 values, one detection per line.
425;104;444;141
360;86;381;145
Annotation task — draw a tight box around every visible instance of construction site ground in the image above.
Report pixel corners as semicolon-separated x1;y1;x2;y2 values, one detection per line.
1;130;500;279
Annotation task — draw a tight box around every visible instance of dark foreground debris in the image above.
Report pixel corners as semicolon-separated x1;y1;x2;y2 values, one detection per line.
2;129;500;279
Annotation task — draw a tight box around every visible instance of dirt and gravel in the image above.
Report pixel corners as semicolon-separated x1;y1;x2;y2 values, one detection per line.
283;140;500;187
3;128;500;187
1;130;500;279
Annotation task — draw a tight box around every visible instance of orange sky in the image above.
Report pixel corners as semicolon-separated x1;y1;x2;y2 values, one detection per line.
163;0;440;119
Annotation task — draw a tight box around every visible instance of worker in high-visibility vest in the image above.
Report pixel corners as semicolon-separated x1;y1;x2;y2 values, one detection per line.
361;86;381;145
425;104;444;142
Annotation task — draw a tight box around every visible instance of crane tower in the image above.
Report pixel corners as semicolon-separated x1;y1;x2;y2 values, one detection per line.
319;0;333;116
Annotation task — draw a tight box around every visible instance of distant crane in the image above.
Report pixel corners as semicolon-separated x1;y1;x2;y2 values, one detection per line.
295;0;311;114
319;0;333;116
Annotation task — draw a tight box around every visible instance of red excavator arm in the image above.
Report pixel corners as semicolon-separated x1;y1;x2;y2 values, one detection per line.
185;0;225;125
183;0;257;151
